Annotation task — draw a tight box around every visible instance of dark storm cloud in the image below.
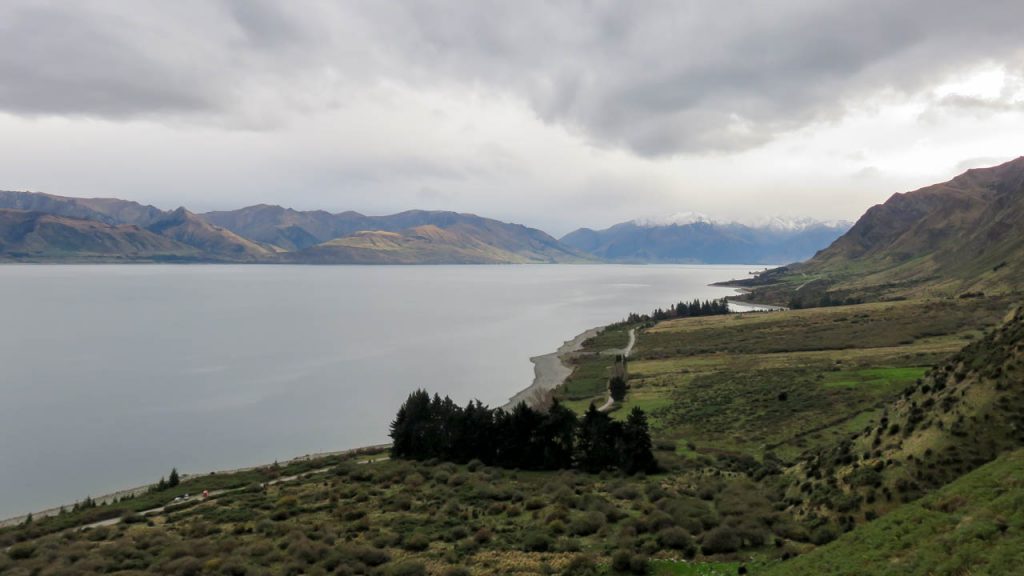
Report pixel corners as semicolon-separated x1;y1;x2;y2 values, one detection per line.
1;0;1022;154
0;3;220;116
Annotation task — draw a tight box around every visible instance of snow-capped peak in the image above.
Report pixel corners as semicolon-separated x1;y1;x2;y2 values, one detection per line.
632;211;715;227
630;212;851;231
745;216;852;231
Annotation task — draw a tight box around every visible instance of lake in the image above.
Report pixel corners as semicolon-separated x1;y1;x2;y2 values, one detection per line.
0;264;751;518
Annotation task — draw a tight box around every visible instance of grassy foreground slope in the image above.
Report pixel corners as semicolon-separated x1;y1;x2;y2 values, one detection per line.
764;448;1024;576
0;451;781;575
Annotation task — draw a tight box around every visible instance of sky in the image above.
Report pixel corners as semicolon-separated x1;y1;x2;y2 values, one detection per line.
1;1;1023;236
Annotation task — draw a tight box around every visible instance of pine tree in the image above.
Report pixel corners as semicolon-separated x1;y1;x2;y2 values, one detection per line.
577;405;619;473
168;468;180;488
609;376;628;402
621;407;657;474
389;389;433;459
537;400;578;469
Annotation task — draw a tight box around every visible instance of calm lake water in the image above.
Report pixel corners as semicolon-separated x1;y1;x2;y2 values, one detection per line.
0;264;751;518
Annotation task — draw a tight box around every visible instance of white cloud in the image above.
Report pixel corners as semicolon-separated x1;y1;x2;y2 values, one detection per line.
0;1;1022;236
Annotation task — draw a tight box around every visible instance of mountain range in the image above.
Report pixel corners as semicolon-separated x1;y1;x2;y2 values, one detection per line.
560;217;850;264
0;190;849;265
6;154;1020;269
731;156;1024;306
0;192;588;264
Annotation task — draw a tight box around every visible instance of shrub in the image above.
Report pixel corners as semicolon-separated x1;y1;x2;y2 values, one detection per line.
6;543;36;560
346;545;390;567
810;524;839;545
701;526;741;555
473;527;493;544
164;556;204;576
570;511;606;536
612;484;641;501
641;510;675;533
771;520;810;542
656;527;695;555
611;550;632;572
403;532;432;552
449;525;470;541
219;559;249;576
525;497;547;511
628;554;650;575
523;532;551;552
562;554;599;575
443;567;471;576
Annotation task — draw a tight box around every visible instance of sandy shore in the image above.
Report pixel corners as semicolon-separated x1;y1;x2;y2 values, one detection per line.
502;326;602;410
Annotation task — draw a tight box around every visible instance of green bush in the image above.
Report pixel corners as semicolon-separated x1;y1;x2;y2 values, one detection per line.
656;526;695;555
562;554;599;575
403;532;432;552
628;554;650;575
701;526;741;555
6;543;35;560
570;511;606;536
611;550;632;572
810;523;840;545
346;545;390;567
523;532;552;552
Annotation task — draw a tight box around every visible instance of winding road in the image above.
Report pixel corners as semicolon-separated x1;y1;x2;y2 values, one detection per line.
598;328;636;412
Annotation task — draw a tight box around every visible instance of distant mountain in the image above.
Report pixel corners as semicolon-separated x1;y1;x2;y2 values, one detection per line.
0;191;588;264
0;209;199;261
203;204;366;251
0;191;165;227
146;207;275;261
204;205;588;263
290;221;583;264
560;218;850;264
734;156;1024;305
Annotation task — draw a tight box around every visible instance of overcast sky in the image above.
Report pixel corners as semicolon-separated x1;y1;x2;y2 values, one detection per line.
1;1;1022;236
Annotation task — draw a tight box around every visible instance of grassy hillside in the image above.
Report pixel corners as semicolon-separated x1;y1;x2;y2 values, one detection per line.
562;297;1011;463
782;305;1024;524
763;448;1024;576
0;448;791;575
733;157;1024;306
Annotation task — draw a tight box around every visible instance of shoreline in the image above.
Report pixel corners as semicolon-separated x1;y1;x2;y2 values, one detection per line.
502;326;602;411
